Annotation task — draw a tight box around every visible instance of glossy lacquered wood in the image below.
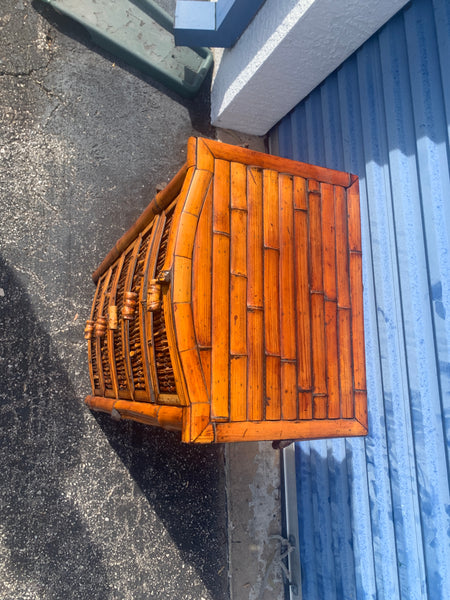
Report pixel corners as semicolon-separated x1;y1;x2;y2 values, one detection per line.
86;137;367;443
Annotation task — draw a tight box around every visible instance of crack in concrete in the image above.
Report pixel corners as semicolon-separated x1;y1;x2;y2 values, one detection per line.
0;62;50;78
34;77;65;103
1;52;66;125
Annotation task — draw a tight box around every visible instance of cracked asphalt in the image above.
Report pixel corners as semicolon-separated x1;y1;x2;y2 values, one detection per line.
0;1;228;599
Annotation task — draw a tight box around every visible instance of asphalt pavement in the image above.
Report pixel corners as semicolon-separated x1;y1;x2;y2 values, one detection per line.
0;2;226;599
0;2;287;599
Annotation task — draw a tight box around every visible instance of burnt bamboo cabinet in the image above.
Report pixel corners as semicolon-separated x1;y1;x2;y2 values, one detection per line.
85;137;367;443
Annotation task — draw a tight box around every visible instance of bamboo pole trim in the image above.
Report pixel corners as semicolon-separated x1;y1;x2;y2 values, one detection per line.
201;138;352;187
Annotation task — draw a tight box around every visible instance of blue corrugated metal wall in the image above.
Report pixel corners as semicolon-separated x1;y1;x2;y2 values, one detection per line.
270;0;450;598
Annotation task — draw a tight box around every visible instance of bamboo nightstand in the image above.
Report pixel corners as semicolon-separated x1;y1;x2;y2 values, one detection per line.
85;137;367;443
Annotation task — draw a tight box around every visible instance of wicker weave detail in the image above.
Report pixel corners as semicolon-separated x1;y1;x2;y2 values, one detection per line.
100;265;117;390
129;226;153;391
115;248;134;391
154;208;177;394
91;274;107;390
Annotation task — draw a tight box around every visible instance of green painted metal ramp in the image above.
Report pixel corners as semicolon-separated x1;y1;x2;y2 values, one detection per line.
40;0;213;98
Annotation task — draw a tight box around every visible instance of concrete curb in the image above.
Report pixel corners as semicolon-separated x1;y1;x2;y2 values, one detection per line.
226;443;285;600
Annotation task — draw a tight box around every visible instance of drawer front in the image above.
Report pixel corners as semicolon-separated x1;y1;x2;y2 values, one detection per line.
87;201;180;405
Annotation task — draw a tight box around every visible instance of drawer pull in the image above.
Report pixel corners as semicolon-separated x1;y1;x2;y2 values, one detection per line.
84;319;95;339
147;279;161;312
108;305;118;330
122;291;138;320
95;316;107;337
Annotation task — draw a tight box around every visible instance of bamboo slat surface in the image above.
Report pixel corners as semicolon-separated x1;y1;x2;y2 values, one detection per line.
86;137;367;443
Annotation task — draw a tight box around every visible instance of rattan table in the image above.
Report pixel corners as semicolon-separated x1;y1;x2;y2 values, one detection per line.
85;138;367;443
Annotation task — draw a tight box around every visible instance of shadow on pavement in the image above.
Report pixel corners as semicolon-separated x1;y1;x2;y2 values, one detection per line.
94;413;228;597
0;254;228;599
0;256;111;599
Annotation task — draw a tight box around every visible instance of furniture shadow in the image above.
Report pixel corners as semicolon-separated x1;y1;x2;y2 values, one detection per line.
0;256;111;599
93;412;229;598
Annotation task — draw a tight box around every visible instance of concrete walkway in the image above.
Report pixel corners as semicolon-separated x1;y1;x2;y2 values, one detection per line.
0;2;285;599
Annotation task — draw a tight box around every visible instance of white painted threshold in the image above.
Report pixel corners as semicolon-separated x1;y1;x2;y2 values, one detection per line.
211;0;409;135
